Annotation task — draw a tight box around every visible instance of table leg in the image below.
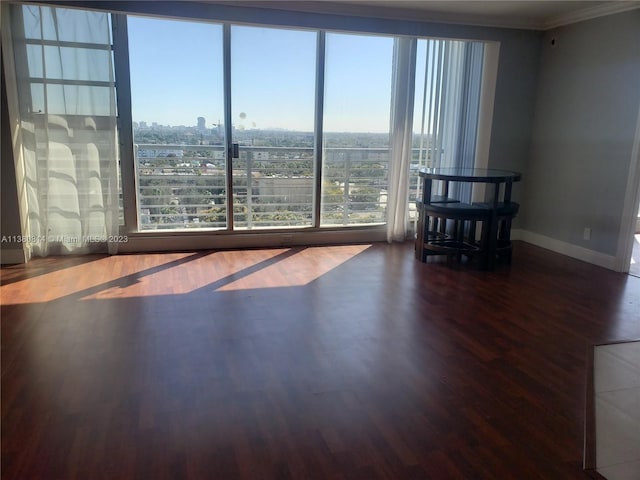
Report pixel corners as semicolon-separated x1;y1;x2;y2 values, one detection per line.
485;183;502;270
415;206;425;260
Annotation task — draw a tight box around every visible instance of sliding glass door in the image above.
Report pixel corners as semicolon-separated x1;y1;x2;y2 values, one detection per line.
128;16;226;230
128;19;318;231
230;25;317;229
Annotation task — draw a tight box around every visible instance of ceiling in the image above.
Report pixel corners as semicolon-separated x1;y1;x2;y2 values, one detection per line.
224;0;640;30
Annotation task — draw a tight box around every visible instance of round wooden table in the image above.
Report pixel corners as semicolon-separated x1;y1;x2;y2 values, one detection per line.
416;167;522;269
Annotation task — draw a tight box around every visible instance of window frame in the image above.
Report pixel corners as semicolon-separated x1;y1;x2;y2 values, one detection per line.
6;1;497;253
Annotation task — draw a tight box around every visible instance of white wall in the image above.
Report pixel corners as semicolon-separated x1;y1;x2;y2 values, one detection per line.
522;10;640;267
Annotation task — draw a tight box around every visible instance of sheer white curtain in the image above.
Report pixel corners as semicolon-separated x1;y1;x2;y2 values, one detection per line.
387;36;417;242
6;4;120;256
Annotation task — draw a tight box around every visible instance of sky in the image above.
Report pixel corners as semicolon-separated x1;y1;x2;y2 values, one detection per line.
127;16;395;133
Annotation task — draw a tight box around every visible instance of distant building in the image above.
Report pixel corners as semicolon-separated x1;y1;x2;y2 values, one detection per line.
197;117;206;131
137;148;184;158
255;176;313;204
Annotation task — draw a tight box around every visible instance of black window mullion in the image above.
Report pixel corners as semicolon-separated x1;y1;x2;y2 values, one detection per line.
222;23;234;231
313;30;325;229
111;13;138;233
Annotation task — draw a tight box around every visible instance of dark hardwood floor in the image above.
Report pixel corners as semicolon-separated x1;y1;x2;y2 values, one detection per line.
2;241;639;479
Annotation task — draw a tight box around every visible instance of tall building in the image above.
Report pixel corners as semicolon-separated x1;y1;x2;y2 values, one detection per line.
197;117;206;131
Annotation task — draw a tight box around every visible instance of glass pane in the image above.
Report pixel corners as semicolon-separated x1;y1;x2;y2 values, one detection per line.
29;84;45;114
128;16;226;230
26;45;113;82
22;5;111;44
44;85;113;116
321;33;393;227
231;25;316;229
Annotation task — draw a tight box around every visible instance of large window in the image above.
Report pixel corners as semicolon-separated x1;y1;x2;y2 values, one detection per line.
4;3;489;253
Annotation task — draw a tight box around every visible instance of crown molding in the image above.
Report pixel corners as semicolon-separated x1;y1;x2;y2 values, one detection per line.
206;1;640;31
543;1;640;30
208;1;543;30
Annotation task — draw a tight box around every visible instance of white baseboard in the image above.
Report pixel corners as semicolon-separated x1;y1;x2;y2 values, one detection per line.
510;228;524;241
1;247;26;265
516;229;617;270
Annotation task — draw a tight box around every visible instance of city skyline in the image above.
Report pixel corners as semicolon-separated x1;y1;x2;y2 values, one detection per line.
127;16;395;134
132;117;394;135
131;118;438;140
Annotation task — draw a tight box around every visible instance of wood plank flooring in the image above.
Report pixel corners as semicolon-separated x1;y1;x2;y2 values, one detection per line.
2;241;639;479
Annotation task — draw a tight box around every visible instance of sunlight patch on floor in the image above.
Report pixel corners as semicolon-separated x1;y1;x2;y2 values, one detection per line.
215;244;371;291
1;253;193;304
84;245;371;298
81;248;289;300
0;245;373;304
